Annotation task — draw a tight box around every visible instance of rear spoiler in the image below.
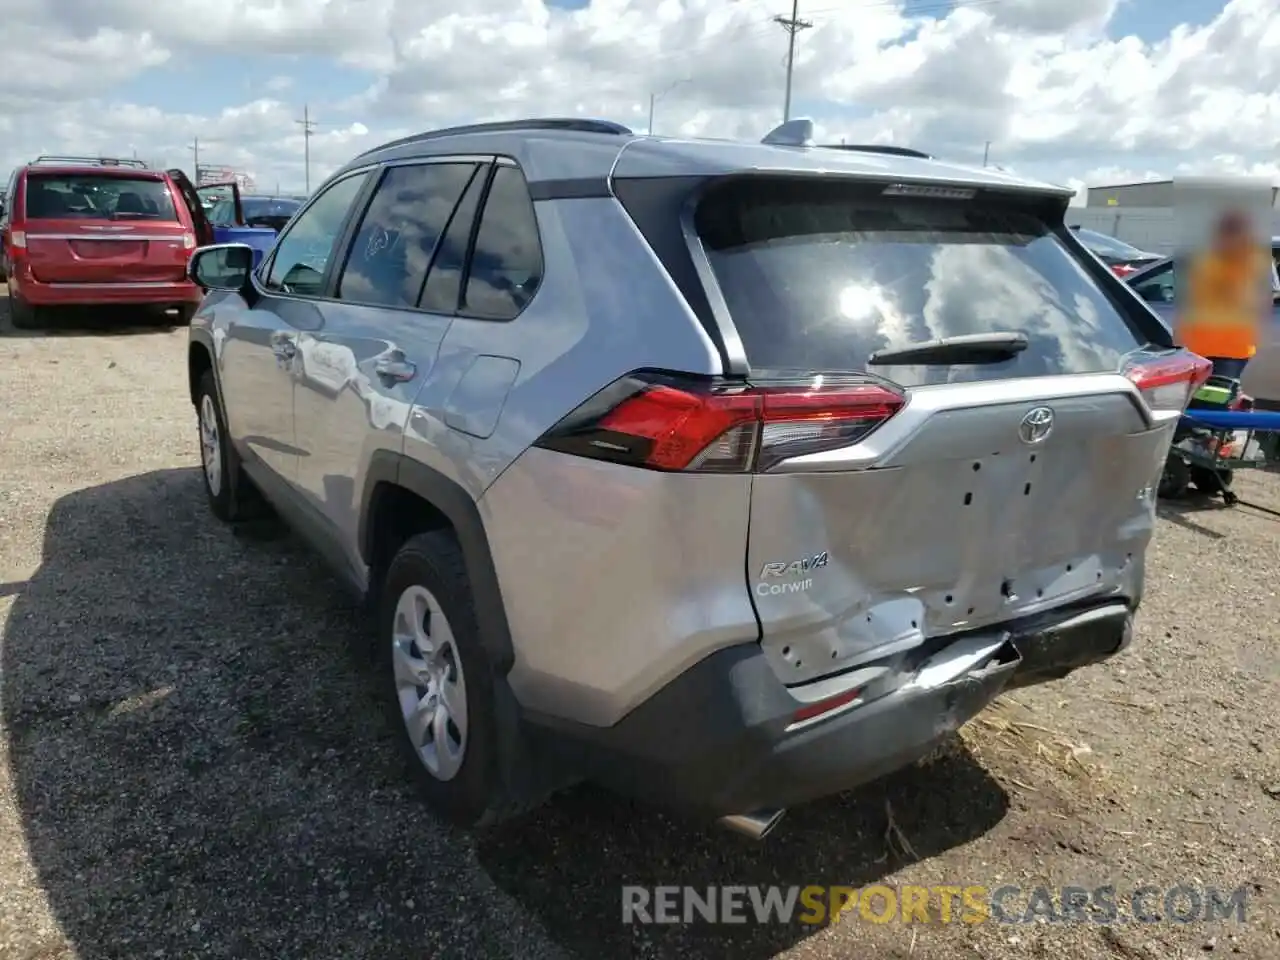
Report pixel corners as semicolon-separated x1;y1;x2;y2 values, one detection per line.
759;119;932;158
29;155;149;169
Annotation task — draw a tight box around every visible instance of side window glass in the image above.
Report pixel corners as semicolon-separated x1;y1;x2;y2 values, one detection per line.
265;172;369;296
418;166;489;315
336;162;478;308
460;166;544;320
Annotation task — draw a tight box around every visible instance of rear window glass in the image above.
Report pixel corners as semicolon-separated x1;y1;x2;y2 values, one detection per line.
696;180;1146;385
24;174;177;221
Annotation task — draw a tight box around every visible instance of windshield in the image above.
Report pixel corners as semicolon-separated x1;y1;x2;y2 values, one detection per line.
244;197;301;222
24;174;177;221
208;196;302;226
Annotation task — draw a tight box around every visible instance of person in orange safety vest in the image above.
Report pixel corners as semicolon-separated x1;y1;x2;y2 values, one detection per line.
1176;209;1271;380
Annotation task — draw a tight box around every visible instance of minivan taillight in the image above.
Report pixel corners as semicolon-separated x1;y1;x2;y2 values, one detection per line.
10;231;26;249
534;371;906;473
1123;353;1212;412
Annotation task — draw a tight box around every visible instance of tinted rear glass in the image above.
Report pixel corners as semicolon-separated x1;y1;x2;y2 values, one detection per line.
696;179;1145;385
24;174;177;221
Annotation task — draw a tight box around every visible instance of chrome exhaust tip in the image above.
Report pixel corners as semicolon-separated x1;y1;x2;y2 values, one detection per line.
717;809;786;840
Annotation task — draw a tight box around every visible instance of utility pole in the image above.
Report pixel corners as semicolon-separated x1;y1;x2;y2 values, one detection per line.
774;0;813;123
188;137;200;181
295;105;318;193
982;141;991;167
647;79;691;135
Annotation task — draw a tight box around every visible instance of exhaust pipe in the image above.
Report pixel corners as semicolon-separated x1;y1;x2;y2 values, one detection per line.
717;809;786;840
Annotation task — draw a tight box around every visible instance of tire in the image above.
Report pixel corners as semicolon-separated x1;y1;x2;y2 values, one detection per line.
1190;465;1232;494
194;370;260;522
9;294;39;330
1158;454;1190;499
379;531;513;827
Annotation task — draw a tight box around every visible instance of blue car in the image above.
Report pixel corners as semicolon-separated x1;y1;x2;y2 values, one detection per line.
193;182;304;267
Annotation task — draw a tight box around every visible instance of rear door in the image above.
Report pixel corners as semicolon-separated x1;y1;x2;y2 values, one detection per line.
693;176;1180;686
22;170;192;284
292;159;485;554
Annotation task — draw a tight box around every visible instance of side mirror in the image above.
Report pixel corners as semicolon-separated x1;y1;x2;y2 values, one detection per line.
188;243;254;292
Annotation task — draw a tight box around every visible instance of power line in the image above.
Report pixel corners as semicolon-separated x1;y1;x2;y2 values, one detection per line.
295;105;319;194
775;0;813;123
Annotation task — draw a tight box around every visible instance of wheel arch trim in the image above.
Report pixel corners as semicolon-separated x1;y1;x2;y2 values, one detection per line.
359;450;516;673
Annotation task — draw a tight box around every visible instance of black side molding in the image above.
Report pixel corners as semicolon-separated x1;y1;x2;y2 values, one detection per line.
527;176;612;201
358;450;516;673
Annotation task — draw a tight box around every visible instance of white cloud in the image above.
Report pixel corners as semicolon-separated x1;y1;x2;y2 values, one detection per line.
0;0;1275;196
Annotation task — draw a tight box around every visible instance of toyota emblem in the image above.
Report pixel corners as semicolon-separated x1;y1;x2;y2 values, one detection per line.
1018;406;1054;444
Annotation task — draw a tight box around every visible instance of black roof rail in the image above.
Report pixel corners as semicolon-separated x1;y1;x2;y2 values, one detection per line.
820;144;933;159
355;118;633;160
30;155;149;169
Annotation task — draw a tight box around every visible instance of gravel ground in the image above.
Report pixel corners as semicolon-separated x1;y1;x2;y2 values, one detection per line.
0;292;1277;960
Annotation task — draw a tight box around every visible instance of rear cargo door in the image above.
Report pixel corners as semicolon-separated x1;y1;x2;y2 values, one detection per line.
23;171;191;283
694;177;1179;686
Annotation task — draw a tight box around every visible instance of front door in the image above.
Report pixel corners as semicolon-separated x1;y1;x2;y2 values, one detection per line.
213;170;374;492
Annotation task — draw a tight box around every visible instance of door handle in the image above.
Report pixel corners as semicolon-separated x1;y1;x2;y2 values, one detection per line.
375;354;417;383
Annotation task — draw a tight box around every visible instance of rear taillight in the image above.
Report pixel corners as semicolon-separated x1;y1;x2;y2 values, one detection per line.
534;371;905;473
10;230;26;249
1123;353;1212;413
182;232;196;250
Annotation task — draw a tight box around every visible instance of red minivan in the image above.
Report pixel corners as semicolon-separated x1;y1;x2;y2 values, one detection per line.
0;156;215;329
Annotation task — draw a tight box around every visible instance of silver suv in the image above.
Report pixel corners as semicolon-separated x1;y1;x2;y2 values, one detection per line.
186;117;1207;839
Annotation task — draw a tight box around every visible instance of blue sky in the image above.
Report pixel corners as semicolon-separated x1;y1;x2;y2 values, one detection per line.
113;0;1225;135
3;0;1273;196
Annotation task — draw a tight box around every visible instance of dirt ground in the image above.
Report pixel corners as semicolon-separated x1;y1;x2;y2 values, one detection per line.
0;291;1276;960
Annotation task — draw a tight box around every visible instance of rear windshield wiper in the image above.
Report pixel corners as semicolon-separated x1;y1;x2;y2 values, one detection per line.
867;332;1029;366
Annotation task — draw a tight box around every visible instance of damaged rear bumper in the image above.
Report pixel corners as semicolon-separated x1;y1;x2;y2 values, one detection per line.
523;600;1133;817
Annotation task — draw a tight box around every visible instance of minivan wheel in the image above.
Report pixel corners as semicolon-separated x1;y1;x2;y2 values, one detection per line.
379;531;503;827
195;370;260;522
9;294;39;330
